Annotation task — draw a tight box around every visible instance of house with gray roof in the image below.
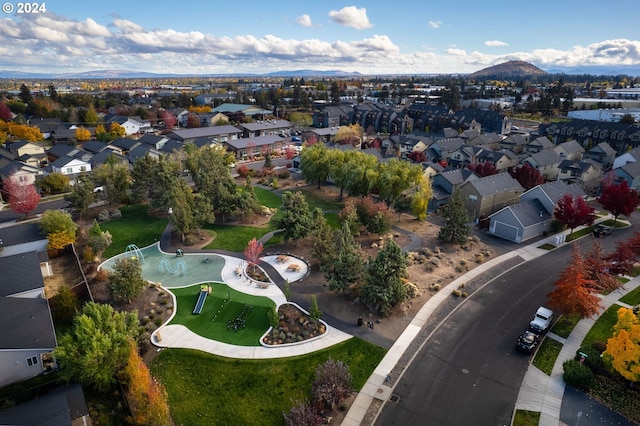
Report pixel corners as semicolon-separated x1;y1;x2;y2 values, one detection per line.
236;119;294;138
429;168;478;212
166;125;242;144
524;136;554;154
557;159;602;191
223;135;285;160
554;140;585;161
427;137;466;162
458;171;523;219
81;140;110;155
478;149;518;172
500;134;528;154
614;161;640;190
584;142;616;170
522;150;563;180
488;180;586;243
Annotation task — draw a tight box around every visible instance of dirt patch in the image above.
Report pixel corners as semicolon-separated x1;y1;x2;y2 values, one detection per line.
44;252;85;298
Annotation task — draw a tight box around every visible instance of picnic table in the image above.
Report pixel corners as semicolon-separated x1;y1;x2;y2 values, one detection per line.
276;255;289;263
286;264;300;272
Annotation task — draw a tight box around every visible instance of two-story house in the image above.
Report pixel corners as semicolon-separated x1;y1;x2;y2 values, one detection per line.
458;171;524;219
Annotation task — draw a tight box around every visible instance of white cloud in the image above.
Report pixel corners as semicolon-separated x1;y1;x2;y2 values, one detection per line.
328;6;372;30
296;14;312;28
428;20;442;29
485;40;508;47
445;48;467;57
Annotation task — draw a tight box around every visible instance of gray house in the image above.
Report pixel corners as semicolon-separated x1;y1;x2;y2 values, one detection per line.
458;172;524;219
428;168;478;212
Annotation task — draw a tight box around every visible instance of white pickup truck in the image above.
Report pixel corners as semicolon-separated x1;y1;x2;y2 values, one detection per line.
529;306;553;334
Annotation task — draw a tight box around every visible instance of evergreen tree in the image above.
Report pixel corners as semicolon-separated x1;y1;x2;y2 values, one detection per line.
272;191;313;242
323;222;364;295
438;187;471;243
361;240;409;316
310;208;335;270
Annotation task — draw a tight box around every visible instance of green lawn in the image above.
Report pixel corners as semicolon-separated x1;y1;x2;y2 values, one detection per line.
551;314;581;339
202;223;273;252
169;284;274;346
254;186;282;208
150;338;386;426
532;337;563;375
298;188;344;211
620;285;640;306
582;304;623;348
101;204;169;259
513;409;540;426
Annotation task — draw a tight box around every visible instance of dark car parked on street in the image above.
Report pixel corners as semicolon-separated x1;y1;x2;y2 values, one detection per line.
516;330;541;354
593;224;613;237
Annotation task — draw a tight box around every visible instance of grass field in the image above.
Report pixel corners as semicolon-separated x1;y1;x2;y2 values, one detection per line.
101;204;169;259
551;315;580;339
150;338;387;426
532;337;563;375
169;283;275;346
620;285;640;306
582;304;622;348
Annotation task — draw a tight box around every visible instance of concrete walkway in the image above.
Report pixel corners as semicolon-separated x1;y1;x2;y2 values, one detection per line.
342;216;635;426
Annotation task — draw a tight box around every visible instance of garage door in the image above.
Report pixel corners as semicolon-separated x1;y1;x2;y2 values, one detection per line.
492;221;519;242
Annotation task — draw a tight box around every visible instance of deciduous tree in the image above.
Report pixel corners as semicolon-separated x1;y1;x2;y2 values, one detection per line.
546;244;601;319
2;172;41;217
244;238;264;274
410;175;433;221
604;307;640;383
509;163;545;190
598;180;640;223
75;126;91;141
553;193;596;236
376;158;423;206
37;172;70;194
583;239;621;293
311;357;353;411
468;161;498;177
300;142;331;189
108;258;147;303
283;400;323;426
55;302;139;392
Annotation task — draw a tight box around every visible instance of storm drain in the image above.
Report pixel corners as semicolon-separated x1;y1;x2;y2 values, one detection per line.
389;394;400;403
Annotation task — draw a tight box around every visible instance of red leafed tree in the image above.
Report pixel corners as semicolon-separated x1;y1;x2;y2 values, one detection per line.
468;161;498;177
0;102;12;120
2;173;41;217
509;163;545;190
598;180;640;223
160;110;177;130
186;112;201;128
584;239;621;293
553;193;596;236
604;239;637;276
407;150;427;163
244;237;263;273
546;244;602;319
284;145;297;160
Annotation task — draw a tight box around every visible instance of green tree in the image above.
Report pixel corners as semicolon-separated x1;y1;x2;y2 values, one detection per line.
93;161;131;205
55;302;140;392
131;155;180;209
64;173;96;218
377;159;423;206
272;191;313;242
84;105;99;126
108;258;147;303
49;285;79;326
324;222;364;295
37;172;70;194
300;142;331;189
410;176;433;221
169;178;196;242
40;209;78;239
361;240;409;316
438;187;471;243
344;152;379;198
310;208;336;270
309;295;322;321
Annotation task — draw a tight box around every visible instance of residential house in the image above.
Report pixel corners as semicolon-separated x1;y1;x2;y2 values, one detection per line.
540;119;640;154
0;251;57;388
90;149;129;168
553;140;585;161
612;146;640;170
422;161;445;180
427;137;466;162
137;134;173;151
29;117;62;139
522;150;563;180
4;140;46;168
584;142;616;170
0;160;43;186
500;134;528;154
428;168;478;212
129;144;163;164
557;160;603;191
107;137;140;155
524;136;554;154
449;145;486;169
50;126;78;145
467;132;503;149
488;181;586;243
458;172;524;219
478;149;518;172
236;119;294;138
103;114;150;135
47;155;92;183
212;103;271;119
613;161;640;190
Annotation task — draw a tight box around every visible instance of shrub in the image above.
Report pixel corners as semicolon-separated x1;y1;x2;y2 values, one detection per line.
83;246;94;262
184;235;196;246
95;268;109;282
88;231;112;254
430;284;441;291
312;358;353;411
576;346;605;373
419;247;433;258
237;164;250;177
277;171;290;179
452;289;462;297
283;400;323;426
591;341;607;354
475;253;484;263
562;359;594;390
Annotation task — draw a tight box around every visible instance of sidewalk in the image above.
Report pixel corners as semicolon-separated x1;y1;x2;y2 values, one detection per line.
341;217;626;426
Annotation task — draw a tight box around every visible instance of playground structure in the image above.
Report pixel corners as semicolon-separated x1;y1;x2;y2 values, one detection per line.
125;244;145;264
193;285;211;314
159;258;188;276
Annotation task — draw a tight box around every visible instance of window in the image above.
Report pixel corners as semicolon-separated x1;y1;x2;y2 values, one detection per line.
26;356;38;367
65;167;73;174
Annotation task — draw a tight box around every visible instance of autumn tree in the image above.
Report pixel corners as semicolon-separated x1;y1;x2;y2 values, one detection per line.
2;172;41;217
84;105;99;126
407;150;427;163
598;180;640;223
121;339;171;425
40;209;78;249
468;161;498;177
160;110;177;130
272;191;313;242
410;175;433;221
438;187;471;244
604;239;637;276
55;302;140;392
311;358;353;411
603;307;640;383
283;400;323;426
75;126;91;141
334;123;362;146
0;102;12;120
108;258;147;303
546;244;602;319
583;239;621;293
244;238;264;274
553;193;596;236
109;122;126;139
509;163;545;190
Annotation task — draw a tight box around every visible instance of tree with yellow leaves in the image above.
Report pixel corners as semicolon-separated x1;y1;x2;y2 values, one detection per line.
334;123;363;147
604;307;640;383
0;120;43;141
75;126;91;142
122;339;171;426
109;122;126;138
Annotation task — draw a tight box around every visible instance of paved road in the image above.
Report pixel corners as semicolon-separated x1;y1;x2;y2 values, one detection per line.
0;198;68;223
375;227;635;426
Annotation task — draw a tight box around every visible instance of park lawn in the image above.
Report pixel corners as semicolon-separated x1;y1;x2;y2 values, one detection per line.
203;223;273;252
582;304;623;348
620;285;640;306
551;314;581;339
532;337;563;375
513;409;540;426
101;204;169;259
298;188;344;211
254;186;282;209
169;284;274;346
150;338;386;426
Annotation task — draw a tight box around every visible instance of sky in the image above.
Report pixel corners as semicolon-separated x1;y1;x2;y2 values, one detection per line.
0;0;639;76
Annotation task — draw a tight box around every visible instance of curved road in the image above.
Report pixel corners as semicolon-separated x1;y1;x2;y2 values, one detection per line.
375;227;635;425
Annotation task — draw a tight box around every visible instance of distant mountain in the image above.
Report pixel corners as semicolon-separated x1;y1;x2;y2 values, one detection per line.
0;69;363;79
470;61;548;78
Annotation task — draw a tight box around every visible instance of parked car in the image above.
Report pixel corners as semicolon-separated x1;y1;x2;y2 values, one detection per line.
529;306;554;334
593;224;613;238
516;330;540;353
291;136;302;142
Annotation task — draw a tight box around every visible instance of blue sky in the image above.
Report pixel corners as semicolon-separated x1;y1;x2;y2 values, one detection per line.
0;0;639;75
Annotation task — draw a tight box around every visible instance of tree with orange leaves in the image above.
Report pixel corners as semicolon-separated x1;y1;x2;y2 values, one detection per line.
603;307;640;383
546;244;602;319
121;339;171;425
583;239;621;294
